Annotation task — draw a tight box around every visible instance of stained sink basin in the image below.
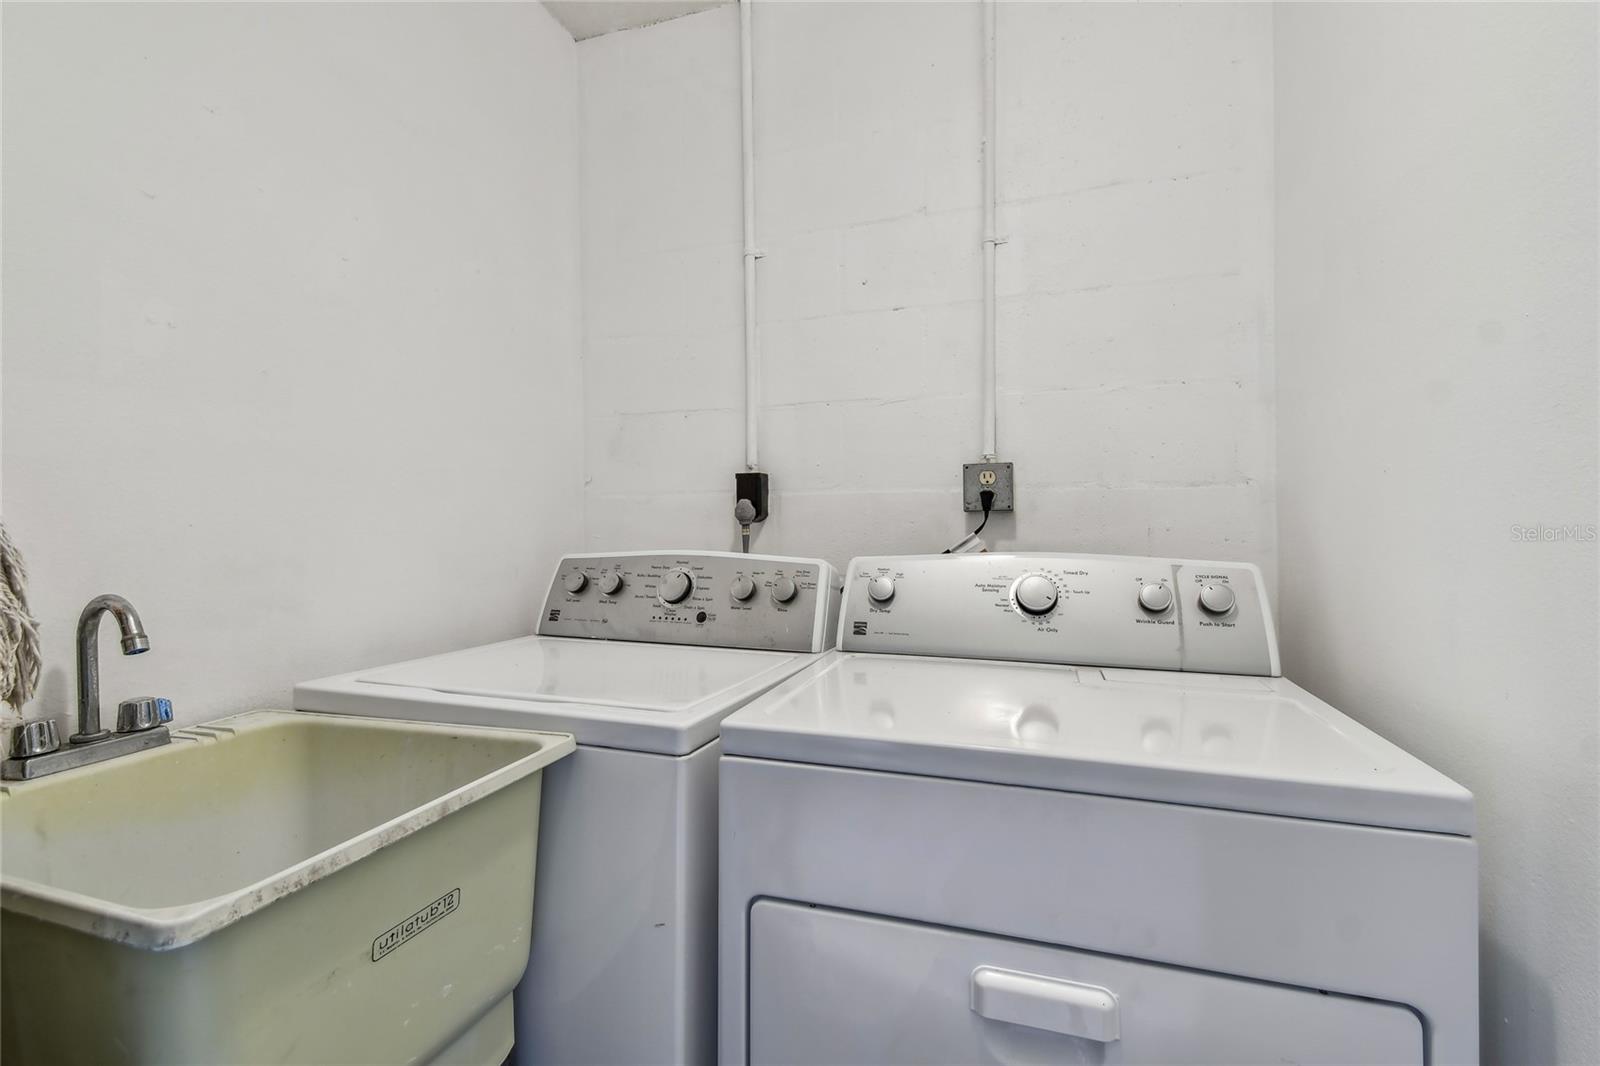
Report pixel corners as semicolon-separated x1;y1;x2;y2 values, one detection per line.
0;709;575;1065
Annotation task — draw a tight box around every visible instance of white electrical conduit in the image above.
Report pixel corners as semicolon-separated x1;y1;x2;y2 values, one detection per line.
740;0;761;471
981;0;1000;460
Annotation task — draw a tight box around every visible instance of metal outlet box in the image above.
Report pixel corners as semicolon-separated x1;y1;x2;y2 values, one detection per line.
962;461;1014;512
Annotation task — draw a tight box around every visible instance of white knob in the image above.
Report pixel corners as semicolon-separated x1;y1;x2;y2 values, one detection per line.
771;577;798;604
599;572;624;596
1197;582;1236;615
867;576;896;604
730;576;756;602
659;569;694;605
1015;574;1059;616
562;572;588;594
1138;583;1173;612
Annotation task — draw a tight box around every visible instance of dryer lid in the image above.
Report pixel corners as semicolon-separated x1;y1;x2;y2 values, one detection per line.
295;636;815;755
718;654;1474;835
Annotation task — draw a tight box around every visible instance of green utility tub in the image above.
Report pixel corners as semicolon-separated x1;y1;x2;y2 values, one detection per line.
0;709;575;1065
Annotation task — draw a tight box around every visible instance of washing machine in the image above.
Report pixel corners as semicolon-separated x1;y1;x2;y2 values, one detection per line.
297;550;841;1066
718;552;1478;1065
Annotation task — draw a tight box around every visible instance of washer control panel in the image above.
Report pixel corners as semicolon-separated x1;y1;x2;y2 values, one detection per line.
841;553;1279;676
539;552;842;653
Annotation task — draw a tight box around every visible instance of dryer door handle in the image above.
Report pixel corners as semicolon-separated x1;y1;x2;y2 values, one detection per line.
970;966;1120;1042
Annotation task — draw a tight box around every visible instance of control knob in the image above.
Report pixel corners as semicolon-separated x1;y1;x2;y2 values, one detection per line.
866;576;896;604
1015;574;1059;616
562;571;588;595
8;719;60;759
771;576;798;605
730;576;756;602
1197;582;1236;615
1138;583;1173;612
117;697;172;734
599;572;625;596
658;569;694;605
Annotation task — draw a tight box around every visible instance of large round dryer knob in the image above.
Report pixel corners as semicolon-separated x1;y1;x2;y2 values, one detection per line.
1197;582;1236;615
1138;583;1173;612
1015;574;1059;616
771;577;798;605
563;572;588;594
599;572;625;596
867;577;896;604
658;569;694;605
730;576;757;602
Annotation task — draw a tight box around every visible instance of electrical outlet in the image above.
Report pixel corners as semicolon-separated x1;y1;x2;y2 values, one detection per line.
963;461;1014;512
735;471;770;522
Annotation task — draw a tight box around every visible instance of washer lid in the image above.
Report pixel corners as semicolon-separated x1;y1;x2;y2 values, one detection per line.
295;636;815;755
719;654;1475;835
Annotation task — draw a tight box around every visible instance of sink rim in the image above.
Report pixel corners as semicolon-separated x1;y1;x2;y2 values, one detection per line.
0;709;575;951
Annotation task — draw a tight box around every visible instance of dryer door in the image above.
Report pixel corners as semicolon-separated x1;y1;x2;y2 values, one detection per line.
747;901;1423;1065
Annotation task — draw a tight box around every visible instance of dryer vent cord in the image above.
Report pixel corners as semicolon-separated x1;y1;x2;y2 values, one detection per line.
0;522;42;714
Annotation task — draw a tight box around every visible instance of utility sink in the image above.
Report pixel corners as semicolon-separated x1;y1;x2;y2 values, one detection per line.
0;709;575;1065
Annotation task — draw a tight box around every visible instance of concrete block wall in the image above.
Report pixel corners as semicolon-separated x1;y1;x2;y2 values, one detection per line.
578;2;1276;579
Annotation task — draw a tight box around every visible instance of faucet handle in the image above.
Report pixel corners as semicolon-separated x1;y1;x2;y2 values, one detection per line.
116;697;173;734
9;719;61;759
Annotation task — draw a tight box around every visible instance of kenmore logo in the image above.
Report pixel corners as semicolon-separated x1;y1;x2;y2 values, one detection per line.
852;621;868;636
548;609;561;622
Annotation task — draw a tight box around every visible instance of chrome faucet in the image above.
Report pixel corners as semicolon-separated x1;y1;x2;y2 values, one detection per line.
2;593;172;781
73;594;150;744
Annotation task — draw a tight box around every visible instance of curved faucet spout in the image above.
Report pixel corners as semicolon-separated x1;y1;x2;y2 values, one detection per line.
72;595;149;745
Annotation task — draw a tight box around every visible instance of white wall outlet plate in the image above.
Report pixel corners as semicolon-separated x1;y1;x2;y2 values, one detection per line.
962;461;1014;512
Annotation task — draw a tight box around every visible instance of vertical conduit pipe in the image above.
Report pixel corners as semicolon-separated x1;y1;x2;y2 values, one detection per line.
740;0;761;471
980;0;1000;460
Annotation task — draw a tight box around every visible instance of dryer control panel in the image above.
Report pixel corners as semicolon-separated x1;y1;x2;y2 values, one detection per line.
539;552;842;653
842;553;1279;676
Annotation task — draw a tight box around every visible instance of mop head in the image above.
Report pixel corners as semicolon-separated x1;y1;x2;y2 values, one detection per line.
0;522;42;711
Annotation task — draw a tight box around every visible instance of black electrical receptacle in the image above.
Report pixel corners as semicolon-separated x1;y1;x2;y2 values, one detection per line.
735;471;770;522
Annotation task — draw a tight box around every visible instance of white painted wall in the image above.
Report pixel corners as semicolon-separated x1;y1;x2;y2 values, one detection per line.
1275;5;1599;1063
1;2;584;732
579;2;1277;577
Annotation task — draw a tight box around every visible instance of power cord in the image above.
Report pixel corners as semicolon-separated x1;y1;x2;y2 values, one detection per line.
735;498;757;553
944;489;994;553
